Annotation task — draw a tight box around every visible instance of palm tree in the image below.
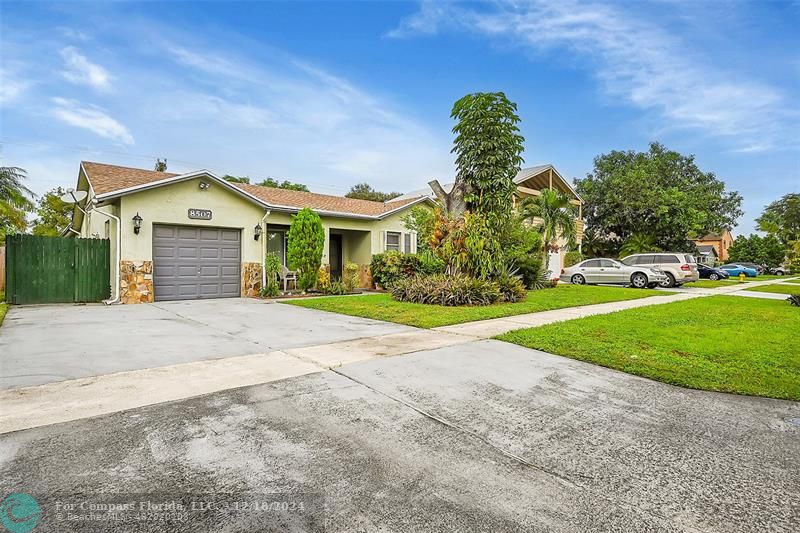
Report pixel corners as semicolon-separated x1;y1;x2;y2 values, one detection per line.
619;233;660;258
0;166;34;243
519;188;577;263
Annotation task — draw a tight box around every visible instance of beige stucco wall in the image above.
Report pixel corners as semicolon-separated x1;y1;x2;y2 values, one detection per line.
118;177;266;262
100;175;417;268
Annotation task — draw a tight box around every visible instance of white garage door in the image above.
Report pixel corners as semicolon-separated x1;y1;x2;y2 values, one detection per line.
152;225;241;301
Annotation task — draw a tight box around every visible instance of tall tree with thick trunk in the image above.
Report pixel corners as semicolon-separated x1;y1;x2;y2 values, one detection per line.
430;92;525;225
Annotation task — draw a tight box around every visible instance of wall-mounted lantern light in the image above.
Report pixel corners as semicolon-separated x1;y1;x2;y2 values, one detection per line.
254;223;263;241
132;213;143;235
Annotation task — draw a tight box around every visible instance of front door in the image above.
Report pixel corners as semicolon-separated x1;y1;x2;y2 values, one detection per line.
329;234;343;280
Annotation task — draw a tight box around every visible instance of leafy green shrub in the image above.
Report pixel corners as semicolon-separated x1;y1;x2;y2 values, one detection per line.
529;262;557;290
343;262;360;292
260;252;282;297
417;250;446;275
317;265;331;293
390;274;501;306
514;255;544;289
788;294;800;307
564;251;584;268
287;208;325;291
326;280;349;295
370;251;442;288
495;267;527;302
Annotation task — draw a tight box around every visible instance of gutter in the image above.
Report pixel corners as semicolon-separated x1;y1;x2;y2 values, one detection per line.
87;199;122;305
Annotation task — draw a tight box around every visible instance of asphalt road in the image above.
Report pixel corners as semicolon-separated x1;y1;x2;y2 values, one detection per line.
2;340;797;532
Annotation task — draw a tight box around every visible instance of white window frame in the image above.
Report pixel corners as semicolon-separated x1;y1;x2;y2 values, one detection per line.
386;231;401;252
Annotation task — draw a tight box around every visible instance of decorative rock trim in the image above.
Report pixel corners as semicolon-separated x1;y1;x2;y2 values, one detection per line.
120;260;153;304
241;262;263;298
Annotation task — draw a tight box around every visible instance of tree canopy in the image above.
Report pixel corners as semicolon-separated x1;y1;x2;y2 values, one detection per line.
345;183;401;202
0;166;34;244
154;158;168;172
756;193;800;246
223;175;308;191
575;142;743;252
727;234;785;267
32;187;72;236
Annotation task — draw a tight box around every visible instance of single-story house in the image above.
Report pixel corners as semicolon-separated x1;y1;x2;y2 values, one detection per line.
693;230;733;261
696;244;719;265
65;161;582;304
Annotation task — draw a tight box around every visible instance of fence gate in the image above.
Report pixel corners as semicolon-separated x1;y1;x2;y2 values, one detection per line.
5;234;111;304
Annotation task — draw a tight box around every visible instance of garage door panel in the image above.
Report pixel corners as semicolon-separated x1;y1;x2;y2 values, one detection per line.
177;227;198;239
221;248;239;259
221;265;239;276
153;224;241;301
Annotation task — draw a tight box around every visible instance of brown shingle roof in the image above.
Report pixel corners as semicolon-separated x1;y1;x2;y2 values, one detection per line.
233;183;418;217
81;161;422;218
82;161;178;195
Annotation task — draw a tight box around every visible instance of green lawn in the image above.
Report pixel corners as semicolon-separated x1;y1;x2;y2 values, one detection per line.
745;284;800;295
283;285;665;329
497;296;800;400
0;291;6;328
782;279;800;284
687;280;739;288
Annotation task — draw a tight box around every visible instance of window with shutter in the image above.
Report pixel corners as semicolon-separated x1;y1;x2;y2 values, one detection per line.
386;231;401;251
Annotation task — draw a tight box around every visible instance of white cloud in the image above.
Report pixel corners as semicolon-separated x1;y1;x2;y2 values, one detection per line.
60;46;112;90
51;97;134;145
390;0;796;152
0;67;30;104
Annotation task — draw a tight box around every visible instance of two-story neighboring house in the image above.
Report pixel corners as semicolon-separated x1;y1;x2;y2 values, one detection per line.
395;164;584;272
693;230;734;263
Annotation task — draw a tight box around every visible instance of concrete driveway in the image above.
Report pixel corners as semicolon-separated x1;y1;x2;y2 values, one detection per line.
0;298;412;389
1;341;797;532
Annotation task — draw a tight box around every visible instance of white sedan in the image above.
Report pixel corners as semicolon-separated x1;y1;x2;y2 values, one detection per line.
560;258;668;289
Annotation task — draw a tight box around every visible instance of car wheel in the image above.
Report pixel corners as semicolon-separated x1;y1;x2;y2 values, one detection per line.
571;274;586;285
659;273;676;288
776;270;784;276
709;273;719;281
630;273;648;288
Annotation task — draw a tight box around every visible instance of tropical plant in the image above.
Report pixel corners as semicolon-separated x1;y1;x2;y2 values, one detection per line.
222;175;309;191
417;250;445;275
317;265;331;293
31;187;72;236
287;208;325;291
391;274;501;306
430;92;524;226
260;252;282;297
154;158;168;171
575;142;743;251
343;262;360;293
326;280;349;295
401;205;436;253
619;233;660;258
580;227;616;258
345;183;401;202
528;262;557;290
519;188;577;265
494;265;527;302
0;166;34;245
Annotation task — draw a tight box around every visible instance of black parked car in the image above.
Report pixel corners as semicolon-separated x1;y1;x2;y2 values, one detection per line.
696;264;730;281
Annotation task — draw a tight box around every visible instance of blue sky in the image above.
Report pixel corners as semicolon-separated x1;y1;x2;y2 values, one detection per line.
1;1;798;234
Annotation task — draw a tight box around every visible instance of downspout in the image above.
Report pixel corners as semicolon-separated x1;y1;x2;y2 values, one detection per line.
260;210;271;288
88;199;122;305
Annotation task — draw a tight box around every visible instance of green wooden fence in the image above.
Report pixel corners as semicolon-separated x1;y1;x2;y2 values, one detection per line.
5;234;111;305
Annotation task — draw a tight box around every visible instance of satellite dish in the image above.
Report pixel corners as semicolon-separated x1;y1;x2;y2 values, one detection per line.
60;189;88;204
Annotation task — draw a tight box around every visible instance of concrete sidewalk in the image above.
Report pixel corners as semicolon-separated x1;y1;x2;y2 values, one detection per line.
434;276;798;338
